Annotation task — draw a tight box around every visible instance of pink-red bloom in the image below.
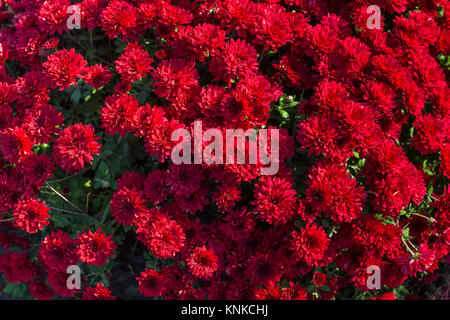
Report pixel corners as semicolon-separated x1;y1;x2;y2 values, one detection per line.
13;198;50;234
76;228;116;266
82;283;116;300
53;123;101;173
43;49;87;90
115;42;153;83
291;224;330;267
187;246;219;279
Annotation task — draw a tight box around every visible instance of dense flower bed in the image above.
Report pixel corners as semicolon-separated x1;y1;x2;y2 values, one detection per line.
0;0;449;300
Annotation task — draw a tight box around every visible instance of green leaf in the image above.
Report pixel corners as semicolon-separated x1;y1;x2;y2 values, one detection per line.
52;213;71;228
86;47;96;60
279;109;289;119
69;177;84;199
321;285;331;292
3;282;28;299
100;203;111;226
402;228;410;240
97;161;109;177
71;88;81;103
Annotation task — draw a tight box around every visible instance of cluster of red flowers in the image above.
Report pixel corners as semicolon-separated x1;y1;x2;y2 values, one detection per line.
0;0;449;300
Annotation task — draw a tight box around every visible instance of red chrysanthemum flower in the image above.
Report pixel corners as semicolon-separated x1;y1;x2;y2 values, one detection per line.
129;103;166;137
233;74;283;126
305;160;366;223
290;223;330;267
101;0;139;40
13;71;50;111
280;282;308;300
0;251;38;283
82;64;113;89
0;81;15;109
312;272;327;287
212;183;242;214
38;230;78;272
82;283;116;300
137;1;160;29
364;141;426;216
254;281;282;300
111;187;147;226
370;292;397;300
251;175;298;225
274;52;313;89
76;228;116;266
152;58;199;101
38;0;71;35
0;127;32;164
101;94;139;137
143;170;167;205
306;24;339;55
254;5;293;50
22;104;64;145
146;214;185;259
46;270;80;297
0;104;14;132
53;123;101;173
219;0;258;36
116;170;145;191
144;118;185;162
297;113;354;162
166;164;205;198
399;244;438;276
246;253;282;285
441;145;450;179
18;154;54;187
28;281;55;300
80;0;108;30
353;215;403;260
115;42;153;83
158;3;193;27
175;23;226;61
394;11;439;49
43;49;87;90
136;268;165;297
209;38;259;85
411;114;447;155
13;197;50;234
437;28;450;55
187;246;219;279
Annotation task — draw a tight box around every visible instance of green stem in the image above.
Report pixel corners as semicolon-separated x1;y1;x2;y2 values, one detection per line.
407;240;418;251
89;30;93;48
111;223;121;236
402;237;415;255
48;206;86;216
411;212;435;222
45;182;86;215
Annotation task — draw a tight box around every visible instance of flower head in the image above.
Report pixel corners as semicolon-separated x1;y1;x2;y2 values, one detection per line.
115;42;153;83
0;127;32;164
43;49;87;90
137;268;165;297
82;64;112;89
76;228;116;266
13;198;50;234
53;123;101;173
82;283;116;300
39;230;78;272
187;246;219;279
290;223;330;267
